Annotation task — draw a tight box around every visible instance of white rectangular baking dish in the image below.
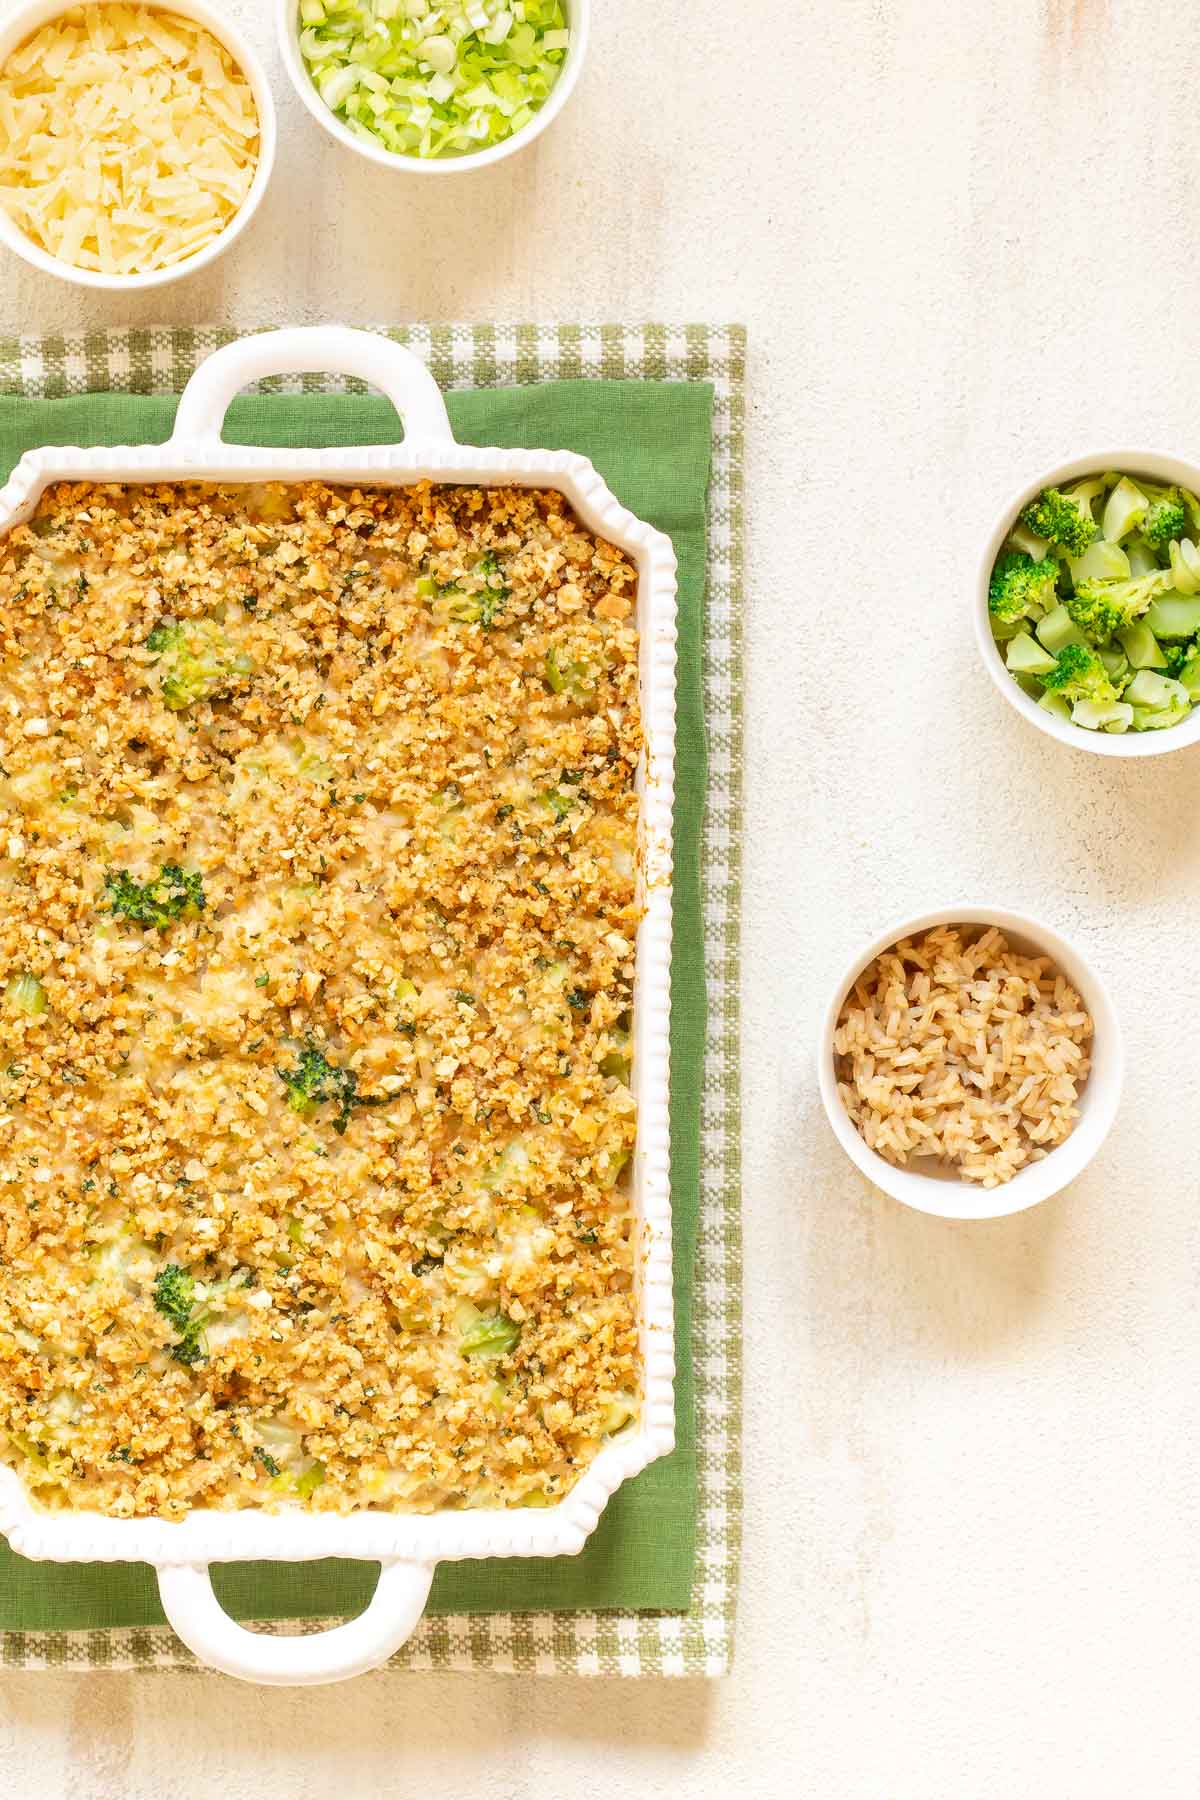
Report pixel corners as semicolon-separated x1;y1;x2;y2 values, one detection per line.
0;327;678;1685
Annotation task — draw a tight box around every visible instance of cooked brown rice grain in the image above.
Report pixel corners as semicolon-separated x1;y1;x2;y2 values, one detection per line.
832;925;1093;1188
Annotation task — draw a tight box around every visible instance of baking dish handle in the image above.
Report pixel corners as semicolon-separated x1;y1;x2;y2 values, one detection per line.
157;1558;435;1686
170;327;455;447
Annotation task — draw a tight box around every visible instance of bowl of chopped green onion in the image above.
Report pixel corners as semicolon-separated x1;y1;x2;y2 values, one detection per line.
278;0;586;171
978;453;1200;755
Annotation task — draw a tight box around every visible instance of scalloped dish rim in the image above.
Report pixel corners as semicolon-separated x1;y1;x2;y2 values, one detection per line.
0;342;679;1680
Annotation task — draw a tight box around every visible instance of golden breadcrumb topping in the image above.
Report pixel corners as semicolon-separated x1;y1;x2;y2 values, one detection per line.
0;478;641;1519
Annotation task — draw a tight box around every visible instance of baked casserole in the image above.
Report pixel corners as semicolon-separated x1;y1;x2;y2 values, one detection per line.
0;477;643;1519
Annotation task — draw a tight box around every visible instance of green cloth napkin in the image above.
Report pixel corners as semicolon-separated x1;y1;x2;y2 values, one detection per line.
0;380;711;1630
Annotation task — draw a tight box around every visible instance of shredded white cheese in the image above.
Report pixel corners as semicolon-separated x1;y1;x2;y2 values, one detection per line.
0;4;259;276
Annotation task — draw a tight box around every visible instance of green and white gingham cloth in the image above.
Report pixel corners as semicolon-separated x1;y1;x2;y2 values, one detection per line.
0;323;744;1677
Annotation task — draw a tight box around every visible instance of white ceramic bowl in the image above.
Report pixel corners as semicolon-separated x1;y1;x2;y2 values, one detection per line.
277;0;589;174
818;906;1124;1221
977;449;1200;758
0;0;276;291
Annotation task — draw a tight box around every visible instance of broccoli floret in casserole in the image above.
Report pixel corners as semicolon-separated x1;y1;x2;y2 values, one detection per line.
447;588;506;628
276;1037;387;1135
103;864;205;931
152;1264;208;1366
152;1263;248;1367
433;553;510;629
544;643;594;698
537;787;575;823
145;618;254;710
152;1263;196;1331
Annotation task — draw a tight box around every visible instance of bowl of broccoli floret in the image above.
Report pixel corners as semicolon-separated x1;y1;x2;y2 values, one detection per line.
979;454;1200;754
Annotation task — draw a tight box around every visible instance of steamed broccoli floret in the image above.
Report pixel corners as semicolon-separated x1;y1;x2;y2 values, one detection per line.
1144;494;1188;547
1062;588;1126;644
146;618;254;710
1021;483;1102;556
103;864;205;931
988;552;1060;624
1041;643;1118;704
1062;571;1172;645
277;1037;386;1135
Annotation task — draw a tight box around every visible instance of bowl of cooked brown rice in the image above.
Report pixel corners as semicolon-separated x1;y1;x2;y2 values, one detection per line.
818;907;1123;1219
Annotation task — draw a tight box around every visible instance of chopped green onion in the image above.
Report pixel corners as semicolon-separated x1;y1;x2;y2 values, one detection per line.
599;1050;631;1084
296;0;570;160
318;64;358;109
455;1297;522;1359
421;33;456;74
295;1460;326;1499
5;972;46;1016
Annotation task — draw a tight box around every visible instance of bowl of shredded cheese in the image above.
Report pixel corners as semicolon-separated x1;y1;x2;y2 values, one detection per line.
0;0;275;287
278;0;587;172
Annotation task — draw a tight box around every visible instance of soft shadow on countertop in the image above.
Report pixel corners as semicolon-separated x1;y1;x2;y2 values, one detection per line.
768;1095;1079;1652
982;718;1200;916
0;1666;717;1792
800;1100;1070;1369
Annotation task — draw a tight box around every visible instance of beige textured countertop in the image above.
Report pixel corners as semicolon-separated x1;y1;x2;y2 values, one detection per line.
3;0;1200;1793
